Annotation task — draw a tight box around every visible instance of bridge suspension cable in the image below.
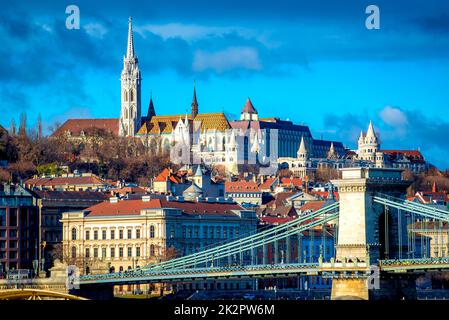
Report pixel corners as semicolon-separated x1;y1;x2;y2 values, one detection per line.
144;202;340;271
373;194;449;222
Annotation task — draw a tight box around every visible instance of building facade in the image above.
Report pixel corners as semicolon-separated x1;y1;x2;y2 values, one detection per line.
61;195;257;293
0;184;39;275
278;121;429;178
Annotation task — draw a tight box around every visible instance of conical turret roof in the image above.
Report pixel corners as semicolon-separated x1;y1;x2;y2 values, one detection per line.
241;97;258;114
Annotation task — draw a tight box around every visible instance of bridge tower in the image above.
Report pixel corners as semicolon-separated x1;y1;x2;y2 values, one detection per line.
330;167;413;300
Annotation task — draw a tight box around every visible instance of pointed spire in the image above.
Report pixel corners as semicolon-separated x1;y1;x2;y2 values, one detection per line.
194;164;203;177
366;121;377;139
358;130;364;142
297;136;308;158
191;80;198;119
126;17;135;58
327;142;337;159
432;181;437;193
147;93;156;119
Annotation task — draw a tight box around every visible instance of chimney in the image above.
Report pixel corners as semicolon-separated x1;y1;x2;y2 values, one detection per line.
109;197;118;204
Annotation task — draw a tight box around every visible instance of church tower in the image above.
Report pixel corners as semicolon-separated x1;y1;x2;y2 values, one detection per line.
119;17;141;137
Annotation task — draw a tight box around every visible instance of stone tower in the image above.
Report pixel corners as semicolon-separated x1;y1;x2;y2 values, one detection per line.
330;167;412;300
119;17;141;137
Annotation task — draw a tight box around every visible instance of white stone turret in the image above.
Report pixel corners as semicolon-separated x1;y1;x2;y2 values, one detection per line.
297;135;308;160
357;121;380;162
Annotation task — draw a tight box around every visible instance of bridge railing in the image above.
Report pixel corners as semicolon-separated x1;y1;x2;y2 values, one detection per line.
144;202;339;271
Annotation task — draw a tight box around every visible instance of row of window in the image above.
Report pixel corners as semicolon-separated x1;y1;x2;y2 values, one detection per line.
72;244;159;259
71;226;156;241
179;226;240;239
227;193;261;198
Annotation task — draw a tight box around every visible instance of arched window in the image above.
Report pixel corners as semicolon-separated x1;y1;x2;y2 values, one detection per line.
150;225;155;238
71;228;77;240
71;246;77;258
130;90;134;102
150;244;155;256
124;90;128;102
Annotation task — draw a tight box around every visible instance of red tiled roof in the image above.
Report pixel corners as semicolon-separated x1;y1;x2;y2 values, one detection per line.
381;150;423;158
259;205;296;217
85;198;245;217
154;168;183;184
310;191;340;201
260;216;295;225
299;201;326;212
267;191;297;208
225;180;261;193
53;118;119;137
260;177;276;190
280;177;303;188
113;186;147;195
25;175;107;187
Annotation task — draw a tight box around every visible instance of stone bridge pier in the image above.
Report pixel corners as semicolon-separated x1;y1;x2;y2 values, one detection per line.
330;167;413;300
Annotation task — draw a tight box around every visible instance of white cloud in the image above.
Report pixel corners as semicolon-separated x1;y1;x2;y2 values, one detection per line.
134;23;277;48
134;23;252;41
83;23;108;39
379;105;408;126
192;47;262;73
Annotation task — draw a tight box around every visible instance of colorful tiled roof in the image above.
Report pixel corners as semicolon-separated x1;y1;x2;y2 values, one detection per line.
137;112;230;135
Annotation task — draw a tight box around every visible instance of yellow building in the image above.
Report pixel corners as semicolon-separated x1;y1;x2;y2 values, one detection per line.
61;195;257;295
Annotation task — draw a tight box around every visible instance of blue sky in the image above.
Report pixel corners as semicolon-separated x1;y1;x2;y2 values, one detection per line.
1;0;449;168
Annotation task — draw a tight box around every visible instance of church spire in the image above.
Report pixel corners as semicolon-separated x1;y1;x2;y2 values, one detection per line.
126;17;135;58
191;81;198;119
147;93;155;120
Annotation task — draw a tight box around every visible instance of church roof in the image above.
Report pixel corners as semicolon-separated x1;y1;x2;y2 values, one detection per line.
193;112;230;131
53;118;120;137
136;112;230;135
